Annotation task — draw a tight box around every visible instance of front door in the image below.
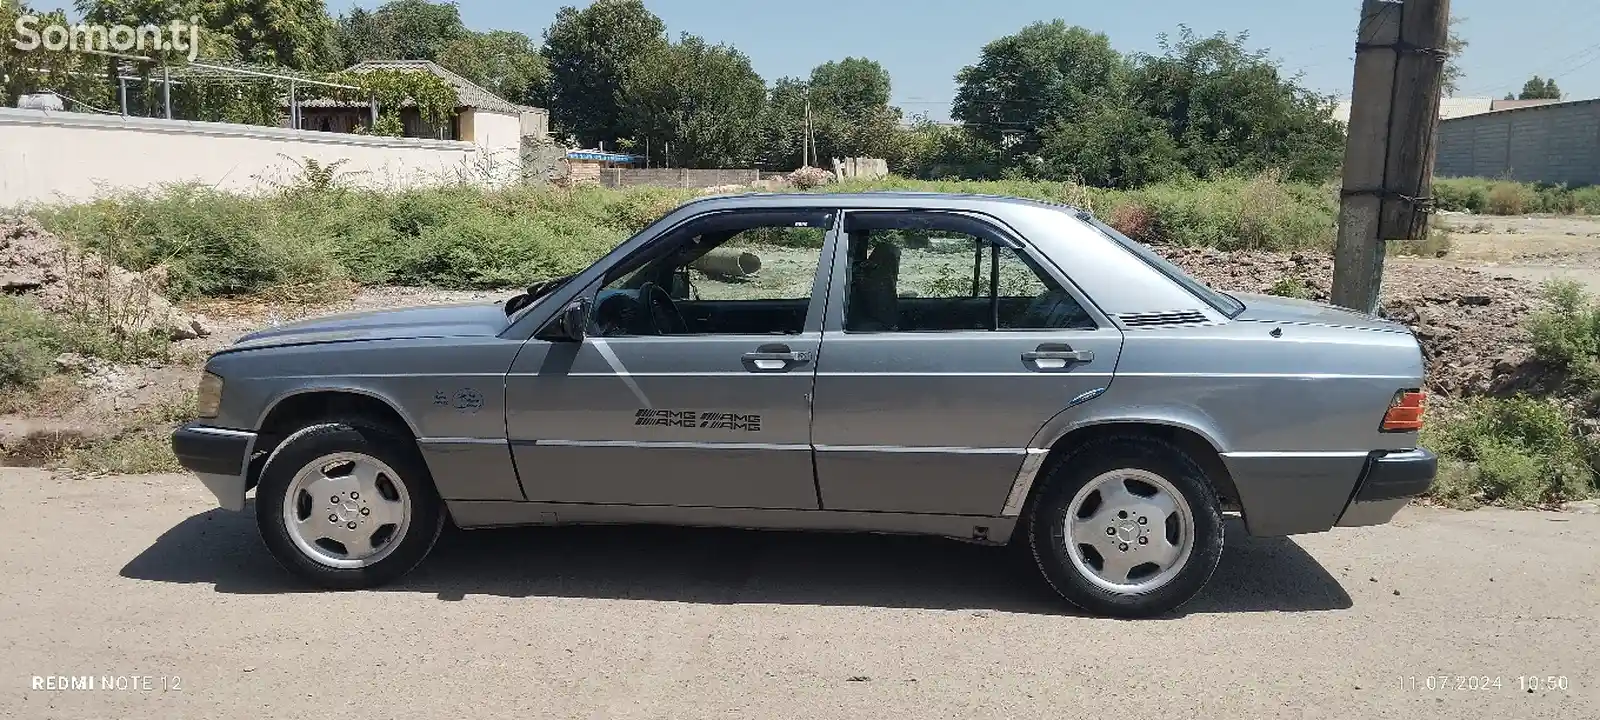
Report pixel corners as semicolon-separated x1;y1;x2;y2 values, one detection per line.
505;208;838;509
810;210;1126;516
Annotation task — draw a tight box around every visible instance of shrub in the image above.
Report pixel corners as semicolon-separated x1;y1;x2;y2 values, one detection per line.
1485;182;1536;215
33;174;1340;299
1267;277;1312;299
1427;396;1596;507
1527;279;1600;390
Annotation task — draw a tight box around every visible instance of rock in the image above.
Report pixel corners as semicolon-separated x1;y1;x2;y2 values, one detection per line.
1562;500;1600;514
0;215;207;342
1457;294;1492;306
53;353;89;374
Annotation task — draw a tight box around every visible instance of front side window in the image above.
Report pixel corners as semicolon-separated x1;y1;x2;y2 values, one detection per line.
588;212;830;337
842;213;1095;333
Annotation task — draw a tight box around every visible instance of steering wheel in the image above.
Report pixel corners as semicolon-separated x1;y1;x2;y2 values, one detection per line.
637;282;689;335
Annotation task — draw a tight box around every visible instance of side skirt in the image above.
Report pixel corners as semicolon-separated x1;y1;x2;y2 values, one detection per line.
444;501;1019;545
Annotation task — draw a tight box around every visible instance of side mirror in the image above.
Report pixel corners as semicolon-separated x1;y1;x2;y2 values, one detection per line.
557;298;590;341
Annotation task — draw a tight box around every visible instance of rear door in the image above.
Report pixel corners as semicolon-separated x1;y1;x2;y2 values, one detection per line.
810;209;1125;516
505;208;837;509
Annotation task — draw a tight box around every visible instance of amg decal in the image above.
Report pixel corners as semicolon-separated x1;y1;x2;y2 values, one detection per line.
634;408;762;432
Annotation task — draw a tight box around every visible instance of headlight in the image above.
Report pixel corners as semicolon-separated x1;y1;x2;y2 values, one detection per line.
196;371;224;418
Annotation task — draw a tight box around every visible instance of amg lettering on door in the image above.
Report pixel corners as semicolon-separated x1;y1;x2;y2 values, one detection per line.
634;409;762;432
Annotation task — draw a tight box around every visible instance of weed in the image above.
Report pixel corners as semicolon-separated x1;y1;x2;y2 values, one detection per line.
1426;396;1596;507
1527;279;1600;391
1267;277;1313;299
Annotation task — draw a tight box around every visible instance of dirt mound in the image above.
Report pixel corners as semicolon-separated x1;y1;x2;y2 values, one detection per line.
1160;247;1539;396
0;215;208;340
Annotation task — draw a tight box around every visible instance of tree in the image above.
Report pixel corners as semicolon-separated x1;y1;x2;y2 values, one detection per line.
761;57;904;169
436;30;550;106
81;0;336;70
332;0;467;65
209;0;339;69
1442;15;1468;96
542;0;669;147
621;34;768;167
951;21;1126;171
1518;75;1562;100
1125;27;1344;184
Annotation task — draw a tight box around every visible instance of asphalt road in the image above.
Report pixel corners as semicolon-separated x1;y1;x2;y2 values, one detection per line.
2;468;1596;719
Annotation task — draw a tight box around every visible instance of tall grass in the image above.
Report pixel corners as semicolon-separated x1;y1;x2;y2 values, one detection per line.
33;174;1342;300
1434;177;1600;215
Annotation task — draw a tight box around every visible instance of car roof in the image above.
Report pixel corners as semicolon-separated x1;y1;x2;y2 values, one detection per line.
681;191;1091;217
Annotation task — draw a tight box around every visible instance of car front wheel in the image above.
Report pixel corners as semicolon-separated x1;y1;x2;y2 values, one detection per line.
255;419;444;589
1026;436;1224;618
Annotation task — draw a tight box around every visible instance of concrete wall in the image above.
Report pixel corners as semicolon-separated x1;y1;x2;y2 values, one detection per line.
459;109;522;153
0;108;516;206
599;168;760;189
1435;100;1600;185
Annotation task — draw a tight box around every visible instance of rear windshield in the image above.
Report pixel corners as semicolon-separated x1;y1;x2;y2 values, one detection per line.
1080;214;1245;318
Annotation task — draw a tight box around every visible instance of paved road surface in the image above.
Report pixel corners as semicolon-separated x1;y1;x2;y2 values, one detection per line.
2;468;1596;719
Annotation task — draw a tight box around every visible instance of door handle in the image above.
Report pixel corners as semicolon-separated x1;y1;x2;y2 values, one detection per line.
742;344;811;373
1022;344;1094;369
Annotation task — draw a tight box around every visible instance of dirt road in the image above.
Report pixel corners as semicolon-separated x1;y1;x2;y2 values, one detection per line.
1;469;1596;719
1429;214;1600;292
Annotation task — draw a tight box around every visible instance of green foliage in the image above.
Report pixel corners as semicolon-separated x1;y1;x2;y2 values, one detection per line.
1267;277;1312;299
0;295;168;392
622;34;769;168
364;110;406;137
313;68;459;126
1428;396;1596;507
435;29;550;107
1518;75;1562;100
1443;16;1468;96
762;58;905;169
1433;178;1600;215
1;4;116;111
952;21;1127;168
949;23;1343;188
542;0;670;147
33;175;1339;301
1125;27;1344;185
208;0;340;69
332;0;467;65
1527;280;1600;391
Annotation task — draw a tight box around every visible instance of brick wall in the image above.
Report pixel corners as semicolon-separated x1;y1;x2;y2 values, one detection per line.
1435;100;1600;184
599;168;760;189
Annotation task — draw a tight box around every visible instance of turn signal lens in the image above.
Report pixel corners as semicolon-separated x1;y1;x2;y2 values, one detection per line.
1381;390;1426;432
196;371;224;418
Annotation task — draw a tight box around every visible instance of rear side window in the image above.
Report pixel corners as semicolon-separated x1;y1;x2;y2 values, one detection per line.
1082;213;1244;317
842;212;1096;333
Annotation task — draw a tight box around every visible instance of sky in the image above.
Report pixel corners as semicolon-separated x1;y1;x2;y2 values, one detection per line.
330;0;1600;120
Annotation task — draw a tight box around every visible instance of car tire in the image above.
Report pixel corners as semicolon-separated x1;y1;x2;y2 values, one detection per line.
254;418;445;590
1025;436;1224;618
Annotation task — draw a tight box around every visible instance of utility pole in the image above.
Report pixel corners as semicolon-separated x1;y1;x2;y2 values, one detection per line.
1331;0;1451;314
802;92;813;168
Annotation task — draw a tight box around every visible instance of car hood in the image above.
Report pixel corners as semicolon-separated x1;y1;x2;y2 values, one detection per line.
227;302;510;351
1230;292;1411;333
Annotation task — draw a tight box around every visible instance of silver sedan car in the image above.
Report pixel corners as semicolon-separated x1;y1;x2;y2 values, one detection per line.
172;192;1436;618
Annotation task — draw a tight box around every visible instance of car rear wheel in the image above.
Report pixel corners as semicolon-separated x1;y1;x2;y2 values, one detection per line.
1026;436;1224;618
255;419;444;589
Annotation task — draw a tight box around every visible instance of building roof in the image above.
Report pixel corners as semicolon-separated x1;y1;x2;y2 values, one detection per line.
1489;98;1564;112
293;59;530;115
1331;96;1494;125
1441;96;1600;122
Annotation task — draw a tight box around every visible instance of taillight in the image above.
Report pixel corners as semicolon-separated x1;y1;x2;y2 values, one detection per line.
1381;390;1426;432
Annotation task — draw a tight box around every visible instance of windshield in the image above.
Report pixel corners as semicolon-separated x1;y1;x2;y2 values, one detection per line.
1079;213;1245;318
